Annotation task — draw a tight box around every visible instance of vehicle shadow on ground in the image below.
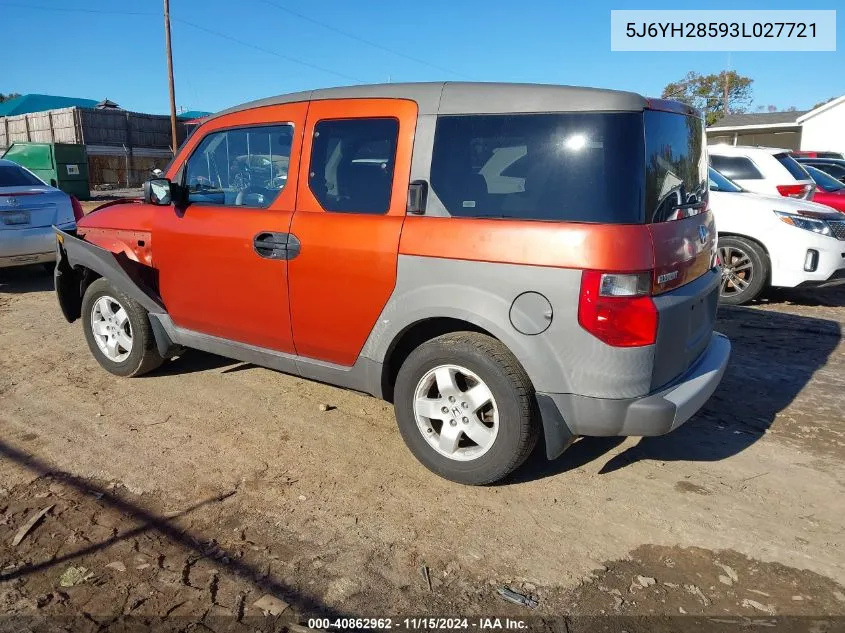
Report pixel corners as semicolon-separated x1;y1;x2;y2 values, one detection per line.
0;265;53;294
762;286;845;308
149;350;239;377
0;439;348;624
510;304;841;482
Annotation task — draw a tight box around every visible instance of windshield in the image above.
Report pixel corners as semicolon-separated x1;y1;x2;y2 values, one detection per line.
708;167;744;193
428;110;706;224
806;165;845;192
0;164;45;187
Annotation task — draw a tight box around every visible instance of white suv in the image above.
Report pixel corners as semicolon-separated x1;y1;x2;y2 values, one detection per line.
709;145;815;200
709;167;845;305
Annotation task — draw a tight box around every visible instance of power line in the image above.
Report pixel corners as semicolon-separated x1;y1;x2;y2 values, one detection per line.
172;18;367;83
0;2;367;84
256;0;473;80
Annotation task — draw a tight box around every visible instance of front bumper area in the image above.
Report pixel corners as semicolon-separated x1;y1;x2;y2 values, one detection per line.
537;332;731;459
797;267;845;288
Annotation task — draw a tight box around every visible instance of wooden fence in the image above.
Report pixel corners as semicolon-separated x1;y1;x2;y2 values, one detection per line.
1;107;192;187
0;107;188;150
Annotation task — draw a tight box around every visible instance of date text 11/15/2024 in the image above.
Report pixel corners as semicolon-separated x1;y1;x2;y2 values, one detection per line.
307;617;528;630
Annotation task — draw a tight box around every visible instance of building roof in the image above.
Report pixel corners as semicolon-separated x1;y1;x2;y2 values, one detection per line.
0;94;99;117
177;110;212;120
212;82;662;120
708;110;809;129
797;95;845;123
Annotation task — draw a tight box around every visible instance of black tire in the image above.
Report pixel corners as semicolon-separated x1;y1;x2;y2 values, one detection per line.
718;236;768;306
81;278;164;377
42;262;56;275
393;332;539;485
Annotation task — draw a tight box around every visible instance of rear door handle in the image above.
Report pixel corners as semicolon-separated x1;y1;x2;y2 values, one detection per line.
253;232;300;260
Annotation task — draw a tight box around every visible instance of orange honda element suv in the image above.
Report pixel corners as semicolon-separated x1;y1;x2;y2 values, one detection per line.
54;82;730;485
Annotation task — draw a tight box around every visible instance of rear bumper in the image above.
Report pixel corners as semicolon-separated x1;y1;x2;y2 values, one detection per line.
537;332;731;458
0;223;75;268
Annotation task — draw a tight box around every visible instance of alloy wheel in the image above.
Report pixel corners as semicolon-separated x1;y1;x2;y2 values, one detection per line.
413;364;499;461
719;245;754;298
90;295;133;362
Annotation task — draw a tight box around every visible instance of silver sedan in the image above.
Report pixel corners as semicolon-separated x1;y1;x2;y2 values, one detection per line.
0;158;79;269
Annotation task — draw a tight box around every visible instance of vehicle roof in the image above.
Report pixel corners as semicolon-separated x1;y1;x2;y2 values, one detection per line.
0;159;21;167
708;145;790;156
211;82;667;120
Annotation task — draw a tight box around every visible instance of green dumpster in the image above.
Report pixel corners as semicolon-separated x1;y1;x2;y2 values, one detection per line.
2;142;90;199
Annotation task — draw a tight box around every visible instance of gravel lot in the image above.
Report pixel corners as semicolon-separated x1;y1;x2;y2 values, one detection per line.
1;266;844;630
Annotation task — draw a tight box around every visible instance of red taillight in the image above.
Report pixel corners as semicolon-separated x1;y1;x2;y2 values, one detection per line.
577;271;658;347
776;184;812;199
70;195;84;221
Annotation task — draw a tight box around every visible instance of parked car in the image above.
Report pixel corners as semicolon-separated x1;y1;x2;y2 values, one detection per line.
709;145;815;200
794;157;845;184
804;165;845;213
709;167;845;305
0;158;81;270
53;82;731;485
794;150;845;160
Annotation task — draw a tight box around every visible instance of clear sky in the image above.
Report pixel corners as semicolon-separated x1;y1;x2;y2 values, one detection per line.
1;0;842;115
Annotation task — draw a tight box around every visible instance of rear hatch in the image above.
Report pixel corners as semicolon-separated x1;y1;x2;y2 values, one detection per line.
0;164;63;229
773;152;815;199
642;108;720;390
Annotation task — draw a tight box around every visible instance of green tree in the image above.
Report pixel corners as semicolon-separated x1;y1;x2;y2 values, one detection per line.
0;92;21;103
661;71;753;126
811;96;838;110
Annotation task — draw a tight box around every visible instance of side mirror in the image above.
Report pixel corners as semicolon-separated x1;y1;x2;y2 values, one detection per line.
143;178;174;206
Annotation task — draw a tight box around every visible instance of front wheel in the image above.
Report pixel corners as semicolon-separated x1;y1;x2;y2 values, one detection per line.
393;332;539;485
718;236;768;306
81;278;164;377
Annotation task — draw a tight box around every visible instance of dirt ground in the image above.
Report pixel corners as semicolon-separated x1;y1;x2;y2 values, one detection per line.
1;266;844;632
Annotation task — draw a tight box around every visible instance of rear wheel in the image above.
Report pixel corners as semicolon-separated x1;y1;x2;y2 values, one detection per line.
81;278;163;377
718;236;768;306
393;332;539;485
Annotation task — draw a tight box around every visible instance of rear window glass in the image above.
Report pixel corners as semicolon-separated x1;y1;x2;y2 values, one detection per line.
775;153;810;181
644;110;708;223
0;165;44;187
709;155;763;181
430;112;645;223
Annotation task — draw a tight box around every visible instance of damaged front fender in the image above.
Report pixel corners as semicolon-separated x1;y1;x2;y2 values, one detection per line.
53;228;166;323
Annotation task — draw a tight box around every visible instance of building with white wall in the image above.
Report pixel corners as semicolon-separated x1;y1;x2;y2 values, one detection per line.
707;95;845;153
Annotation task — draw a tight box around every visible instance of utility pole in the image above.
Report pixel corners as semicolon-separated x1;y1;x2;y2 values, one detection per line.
163;0;178;154
723;71;730;116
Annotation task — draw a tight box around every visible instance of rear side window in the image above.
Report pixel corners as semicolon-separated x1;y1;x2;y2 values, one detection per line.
644;110;708;223
430;113;645;223
184;124;293;208
309;118;399;215
0;165;44;187
775;153;810;181
709;155;763;180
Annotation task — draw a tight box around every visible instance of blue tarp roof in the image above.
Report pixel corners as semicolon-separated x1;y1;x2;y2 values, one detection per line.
0;94;100;117
177;110;212;120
